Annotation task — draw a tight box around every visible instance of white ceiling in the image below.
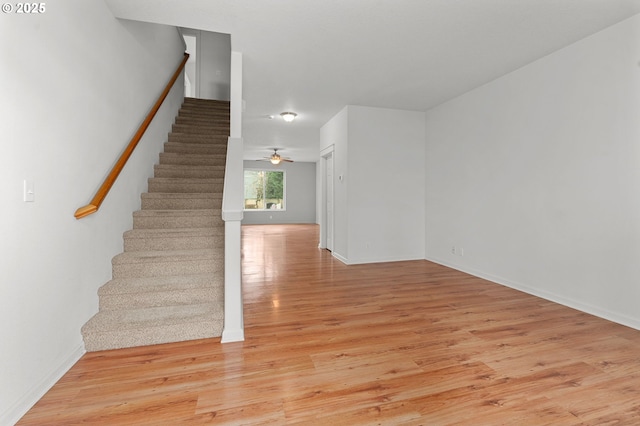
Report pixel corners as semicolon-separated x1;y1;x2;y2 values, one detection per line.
105;0;640;162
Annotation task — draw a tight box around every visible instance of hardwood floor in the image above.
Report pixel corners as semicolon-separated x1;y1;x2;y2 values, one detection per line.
19;224;640;425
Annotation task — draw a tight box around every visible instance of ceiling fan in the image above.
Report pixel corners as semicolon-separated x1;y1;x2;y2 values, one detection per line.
261;149;293;165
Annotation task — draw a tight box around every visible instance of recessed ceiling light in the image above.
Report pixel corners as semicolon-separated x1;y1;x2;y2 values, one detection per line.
280;112;297;122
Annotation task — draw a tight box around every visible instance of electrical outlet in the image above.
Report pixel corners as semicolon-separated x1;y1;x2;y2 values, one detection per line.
451;246;456;255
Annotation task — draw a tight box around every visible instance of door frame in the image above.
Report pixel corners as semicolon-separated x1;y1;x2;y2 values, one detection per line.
319;145;335;251
180;29;201;98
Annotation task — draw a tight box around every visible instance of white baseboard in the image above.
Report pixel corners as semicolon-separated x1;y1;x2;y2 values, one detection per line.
332;252;349;264
425;255;640;331
1;344;85;426
347;254;425;265
332;251;424;266
221;329;245;343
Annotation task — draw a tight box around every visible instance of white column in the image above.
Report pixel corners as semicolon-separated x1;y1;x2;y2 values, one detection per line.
220;50;244;343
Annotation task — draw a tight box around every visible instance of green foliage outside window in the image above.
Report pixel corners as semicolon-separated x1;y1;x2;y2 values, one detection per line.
244;170;285;210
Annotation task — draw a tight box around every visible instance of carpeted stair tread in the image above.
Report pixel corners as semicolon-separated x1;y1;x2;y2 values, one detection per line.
180;107;229;115
141;192;222;210
178;105;229;113
171;123;229;135
159;152;226;166
174;119;229;128
180;108;229;115
181;103;230;111
148;177;224;193
168;133;229;144
98;274;223;310
163;142;227;155
123;227;224;251
133;209;222;219
112;249;220;265
111;250;223;278
99;274;223;295
155;164;226;171
175;115;230;124
141;192;223;200
149;177;224;184
153;164;225;179
83;304;224;331
180;100;229;107
183;97;229;107
182;101;229;108
133;209;223;229
180;100;229;108
133;208;222;214
177;112;229;120
176;115;229;125
81;304;224;351
99;287;222;311
124;227;224;240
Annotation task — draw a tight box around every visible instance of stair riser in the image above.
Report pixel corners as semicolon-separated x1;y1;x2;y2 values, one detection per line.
175;116;230;125
153;166;225;179
163;143;227;155
182;100;229;108
148;181;224;193
141;197;222;210
180;101;229;108
172;124;229;135
133;215;223;229
99;287;223;310
82;320;223;352
179;106;229;113
159;153;226;166
168;133;228;144
177;116;229;125
98;275;224;296
181;105;229;113
112;258;222;279
124;235;224;251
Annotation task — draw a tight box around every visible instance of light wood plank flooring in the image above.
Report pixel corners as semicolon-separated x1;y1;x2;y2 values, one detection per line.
19;224;640;425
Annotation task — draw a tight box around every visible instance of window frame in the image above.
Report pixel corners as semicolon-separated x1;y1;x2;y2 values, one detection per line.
243;168;287;211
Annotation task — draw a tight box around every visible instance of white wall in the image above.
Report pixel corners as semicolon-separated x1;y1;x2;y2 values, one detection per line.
183;34;197;97
242;160;316;224
200;31;231;100
321;106;426;264
181;28;231;101
0;2;185;423
425;14;640;329
320;108;349;258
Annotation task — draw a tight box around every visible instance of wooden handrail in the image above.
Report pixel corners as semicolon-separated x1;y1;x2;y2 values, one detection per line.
75;53;190;219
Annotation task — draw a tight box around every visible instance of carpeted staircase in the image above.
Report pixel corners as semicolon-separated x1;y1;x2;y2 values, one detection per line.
82;97;229;352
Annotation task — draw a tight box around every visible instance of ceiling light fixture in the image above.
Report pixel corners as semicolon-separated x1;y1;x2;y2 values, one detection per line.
270;152;282;165
280;112;297;122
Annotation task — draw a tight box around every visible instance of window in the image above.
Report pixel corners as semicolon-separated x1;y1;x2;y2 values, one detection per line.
244;169;285;210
